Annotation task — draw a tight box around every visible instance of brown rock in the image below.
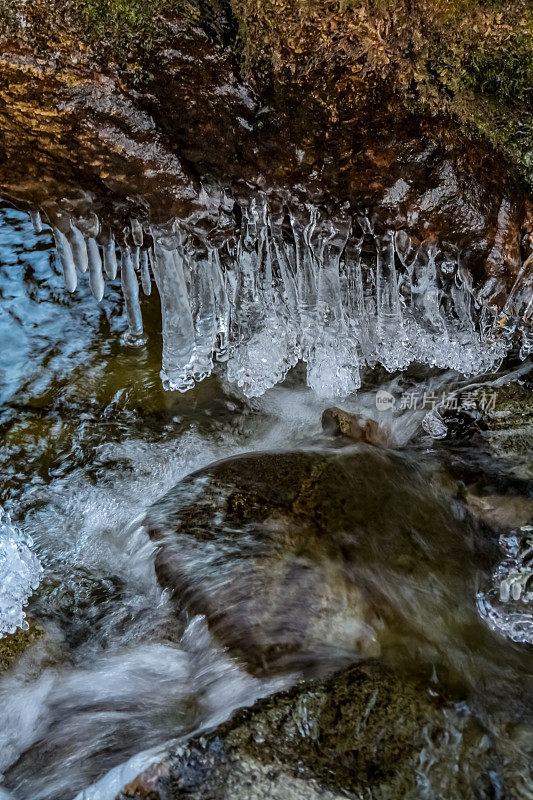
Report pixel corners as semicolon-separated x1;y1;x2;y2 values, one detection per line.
321;407;395;448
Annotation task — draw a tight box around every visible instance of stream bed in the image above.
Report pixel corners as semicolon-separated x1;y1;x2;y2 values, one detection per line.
0;203;531;800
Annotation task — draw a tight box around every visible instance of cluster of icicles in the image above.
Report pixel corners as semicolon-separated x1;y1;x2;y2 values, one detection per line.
477;526;533;645
0;506;42;638
38;198;532;398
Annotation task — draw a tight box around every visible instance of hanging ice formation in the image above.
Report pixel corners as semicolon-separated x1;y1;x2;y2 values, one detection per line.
0;507;42;638
40;197;532;398
477;526;533;645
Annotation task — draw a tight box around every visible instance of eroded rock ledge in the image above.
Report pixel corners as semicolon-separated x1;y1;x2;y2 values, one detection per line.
0;1;532;277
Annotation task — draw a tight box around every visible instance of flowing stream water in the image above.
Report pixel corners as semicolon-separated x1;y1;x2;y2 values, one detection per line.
0;203;531;799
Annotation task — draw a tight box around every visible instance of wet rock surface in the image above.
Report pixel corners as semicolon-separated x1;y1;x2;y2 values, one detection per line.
117;659;524;800
480;381;533;481
146;446;498;675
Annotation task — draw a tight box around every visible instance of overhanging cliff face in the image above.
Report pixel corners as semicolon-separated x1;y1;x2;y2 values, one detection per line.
0;0;531;397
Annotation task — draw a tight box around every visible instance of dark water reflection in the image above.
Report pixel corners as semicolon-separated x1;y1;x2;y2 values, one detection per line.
0;204;531;799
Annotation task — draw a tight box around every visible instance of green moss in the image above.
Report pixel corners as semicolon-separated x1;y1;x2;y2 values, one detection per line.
465;40;533;102
418;11;533;184
67;0;198;57
0;0;230;67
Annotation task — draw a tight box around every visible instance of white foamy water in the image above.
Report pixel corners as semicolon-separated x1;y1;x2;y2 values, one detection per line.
0;362;452;800
0;420;293;800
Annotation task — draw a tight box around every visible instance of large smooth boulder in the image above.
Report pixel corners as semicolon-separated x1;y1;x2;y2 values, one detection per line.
146;446;497;675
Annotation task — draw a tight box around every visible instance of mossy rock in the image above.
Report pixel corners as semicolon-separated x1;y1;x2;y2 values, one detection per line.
0;620;42;673
1;0;532;188
118;660;506;800
230;0;533;188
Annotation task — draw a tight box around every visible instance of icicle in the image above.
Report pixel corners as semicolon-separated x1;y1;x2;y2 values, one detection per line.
477;528;533;644
151;243;194;391
254;204;299;389
30;210;42;234
52;226;77;292
226;200;298;395
103;237;118;280
140;249;152;295
341;232;371;361
270;208;298;315
131;218;144;247
405;244;447;367
121;245;144;344
212;249;230;362
292;207;318;357
375;232;411;371
306;214;360;398
190;251;217;380
67;223;89;273
226;203;261;390
492;253;533;347
87;238;105;302
47;201;527;398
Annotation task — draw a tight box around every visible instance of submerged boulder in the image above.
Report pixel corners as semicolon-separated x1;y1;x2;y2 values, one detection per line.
117;659;511;800
146;446;497;675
